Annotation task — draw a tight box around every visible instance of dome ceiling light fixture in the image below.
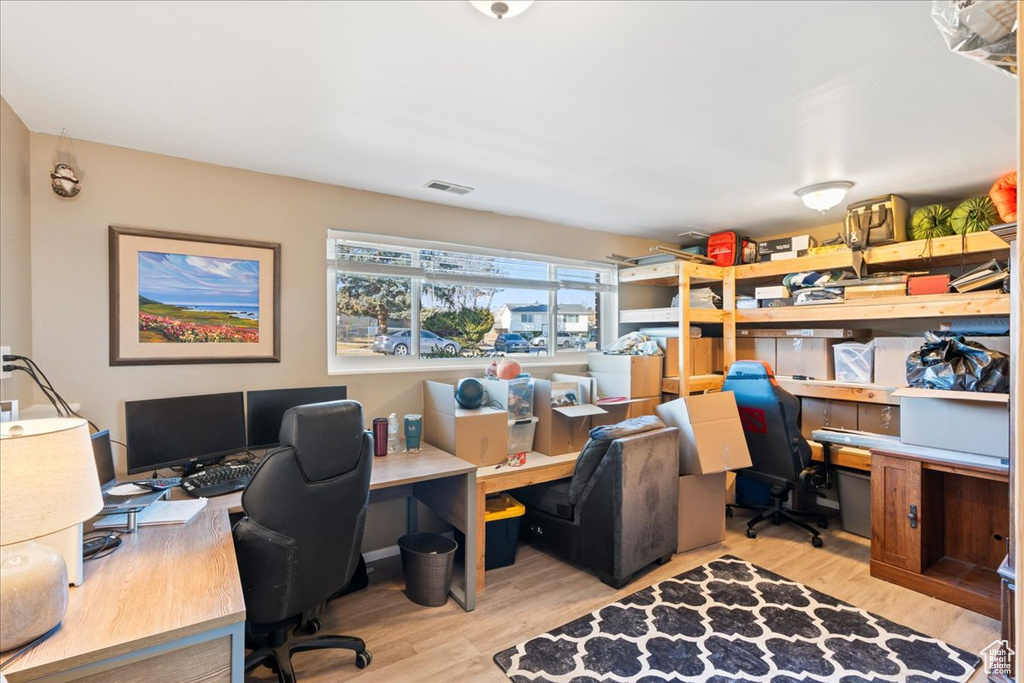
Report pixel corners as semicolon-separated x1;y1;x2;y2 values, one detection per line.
795;181;854;213
469;0;534;20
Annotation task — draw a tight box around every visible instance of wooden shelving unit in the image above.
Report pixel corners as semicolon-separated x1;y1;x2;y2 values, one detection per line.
617;233;1011;398
618;261;734;395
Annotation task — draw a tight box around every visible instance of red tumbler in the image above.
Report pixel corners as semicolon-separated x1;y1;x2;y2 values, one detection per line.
372;418;388;457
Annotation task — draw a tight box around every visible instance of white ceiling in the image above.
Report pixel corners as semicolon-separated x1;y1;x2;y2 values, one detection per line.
0;1;1015;240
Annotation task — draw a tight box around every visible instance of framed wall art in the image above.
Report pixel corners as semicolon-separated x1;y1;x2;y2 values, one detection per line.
109;226;281;365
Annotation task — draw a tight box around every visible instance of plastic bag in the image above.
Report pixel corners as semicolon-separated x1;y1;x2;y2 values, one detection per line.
906;332;1010;392
601;332;663;356
932;0;1017;75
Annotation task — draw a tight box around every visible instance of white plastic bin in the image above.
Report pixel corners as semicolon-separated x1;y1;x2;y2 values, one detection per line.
833;341;875;384
508;417;539;454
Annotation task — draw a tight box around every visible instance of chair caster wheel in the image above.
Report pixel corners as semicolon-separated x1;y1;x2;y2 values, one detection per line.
746;528;757;539
356;650;373;669
297;618;322;635
812;536;824;548
725;507;733;518
817;519;829;529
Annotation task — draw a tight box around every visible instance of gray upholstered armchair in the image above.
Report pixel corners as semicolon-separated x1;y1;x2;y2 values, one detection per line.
514;417;679;588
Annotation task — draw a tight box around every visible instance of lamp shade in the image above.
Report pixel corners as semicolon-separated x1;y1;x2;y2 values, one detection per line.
0;418;102;546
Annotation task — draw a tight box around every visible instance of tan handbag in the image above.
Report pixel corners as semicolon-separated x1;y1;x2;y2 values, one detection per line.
844;195;909;249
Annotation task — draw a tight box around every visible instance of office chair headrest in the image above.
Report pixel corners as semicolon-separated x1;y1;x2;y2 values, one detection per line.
279;400;367;482
725;360;776;381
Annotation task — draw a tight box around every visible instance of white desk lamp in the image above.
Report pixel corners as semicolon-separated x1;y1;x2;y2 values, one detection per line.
0;418;102;652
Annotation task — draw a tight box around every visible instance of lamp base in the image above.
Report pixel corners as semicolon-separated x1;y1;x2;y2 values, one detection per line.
0;541;68;652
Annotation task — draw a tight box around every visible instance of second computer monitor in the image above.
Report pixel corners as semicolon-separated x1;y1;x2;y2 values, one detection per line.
125;392;247;474
246;385;348;448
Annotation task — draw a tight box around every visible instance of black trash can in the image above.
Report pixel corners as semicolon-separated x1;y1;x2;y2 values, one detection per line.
398;532;457;607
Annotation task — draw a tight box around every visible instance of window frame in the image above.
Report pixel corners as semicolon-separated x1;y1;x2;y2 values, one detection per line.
326;230;618;374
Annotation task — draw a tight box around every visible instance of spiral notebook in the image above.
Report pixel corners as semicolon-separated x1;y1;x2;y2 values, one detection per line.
95;498;208;528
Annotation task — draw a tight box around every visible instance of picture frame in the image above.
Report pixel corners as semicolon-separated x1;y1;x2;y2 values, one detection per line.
109;225;281;365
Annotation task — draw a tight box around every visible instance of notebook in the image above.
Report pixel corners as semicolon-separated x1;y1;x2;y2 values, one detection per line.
94;498;208;529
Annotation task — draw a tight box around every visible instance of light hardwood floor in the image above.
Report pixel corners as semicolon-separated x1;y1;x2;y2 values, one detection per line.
249;515;999;682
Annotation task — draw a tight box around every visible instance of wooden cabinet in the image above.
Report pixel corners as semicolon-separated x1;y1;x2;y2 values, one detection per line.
870;450;1009;620
871;454;923;572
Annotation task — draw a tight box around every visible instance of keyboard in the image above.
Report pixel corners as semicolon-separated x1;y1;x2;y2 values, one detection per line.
181;462;260;498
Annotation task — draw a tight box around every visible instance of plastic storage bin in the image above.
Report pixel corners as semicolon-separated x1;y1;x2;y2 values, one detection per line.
508;417;539;455
833;341;875;384
398;532;457;607
454;493;525;571
837;469;871;538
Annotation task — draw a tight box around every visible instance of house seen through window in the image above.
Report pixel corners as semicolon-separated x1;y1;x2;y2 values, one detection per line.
327;232;617;367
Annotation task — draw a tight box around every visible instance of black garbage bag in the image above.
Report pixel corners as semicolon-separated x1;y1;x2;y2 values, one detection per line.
906;333;1010;393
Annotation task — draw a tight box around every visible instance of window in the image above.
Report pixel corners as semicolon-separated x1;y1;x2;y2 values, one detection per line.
327;232;617;370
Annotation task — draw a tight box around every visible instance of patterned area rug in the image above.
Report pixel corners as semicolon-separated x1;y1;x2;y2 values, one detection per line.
494;556;981;683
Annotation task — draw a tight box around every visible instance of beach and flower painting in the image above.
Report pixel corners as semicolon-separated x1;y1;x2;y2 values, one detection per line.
137;252;260;344
110;226;280;365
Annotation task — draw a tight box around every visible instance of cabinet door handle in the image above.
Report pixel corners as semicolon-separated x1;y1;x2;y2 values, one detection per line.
908;504;918;529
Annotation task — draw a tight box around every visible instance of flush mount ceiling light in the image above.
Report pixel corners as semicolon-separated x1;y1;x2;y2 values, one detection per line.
469;0;534;20
795;181;854;213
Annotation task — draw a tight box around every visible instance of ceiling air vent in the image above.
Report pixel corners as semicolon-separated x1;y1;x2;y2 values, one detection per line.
425;180;474;195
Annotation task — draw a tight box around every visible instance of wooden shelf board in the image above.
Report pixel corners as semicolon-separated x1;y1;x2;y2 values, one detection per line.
662;374;724;395
736;291;1009;323
808;441;871;471
620;307;724;324
866;232;1009;267
617;261;725;286
871;558;1002;619
776;378;901;405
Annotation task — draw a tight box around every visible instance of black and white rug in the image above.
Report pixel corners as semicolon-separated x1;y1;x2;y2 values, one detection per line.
494;556;981;682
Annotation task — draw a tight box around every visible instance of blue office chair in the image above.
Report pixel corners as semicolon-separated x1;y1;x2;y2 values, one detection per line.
723;360;828;547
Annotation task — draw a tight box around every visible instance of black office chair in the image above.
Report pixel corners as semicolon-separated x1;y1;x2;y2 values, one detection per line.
723;360;828;547
233;400;373;682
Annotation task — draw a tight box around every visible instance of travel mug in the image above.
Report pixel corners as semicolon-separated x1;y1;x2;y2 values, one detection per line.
372;417;388;457
404;414;423;452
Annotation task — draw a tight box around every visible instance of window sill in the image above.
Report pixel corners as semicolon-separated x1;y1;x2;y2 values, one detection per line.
327;355;592;376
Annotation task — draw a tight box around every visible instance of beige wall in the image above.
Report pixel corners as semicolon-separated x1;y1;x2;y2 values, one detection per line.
0;98;33;406
25;132;661;548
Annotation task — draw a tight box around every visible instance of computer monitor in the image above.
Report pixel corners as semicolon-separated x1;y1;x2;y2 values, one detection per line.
246;385;348;448
125;392;246;474
91;429;117;492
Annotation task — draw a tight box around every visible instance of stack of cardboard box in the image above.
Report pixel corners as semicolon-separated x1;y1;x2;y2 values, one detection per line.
655;392;753;552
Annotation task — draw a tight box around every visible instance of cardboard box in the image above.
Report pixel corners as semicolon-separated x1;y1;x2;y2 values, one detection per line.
775;337;835;379
800;398;859;439
755;285;790;300
663;337;720;378
758;235;815;255
532;379;606;455
677;472;727;552
590;396;661;427
736;337;777;372
857;404;901;437
588;353;663;398
768;250;808;261
894;388;1009;458
423;381;509;466
655;392;753;475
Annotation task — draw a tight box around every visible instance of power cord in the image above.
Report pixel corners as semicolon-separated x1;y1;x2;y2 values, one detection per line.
83;529;124;561
2;354;99;431
0;623;61;672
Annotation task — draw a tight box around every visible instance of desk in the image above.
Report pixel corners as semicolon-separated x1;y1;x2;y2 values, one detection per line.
176;444;479;612
0;510;245;682
474;450;578;590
